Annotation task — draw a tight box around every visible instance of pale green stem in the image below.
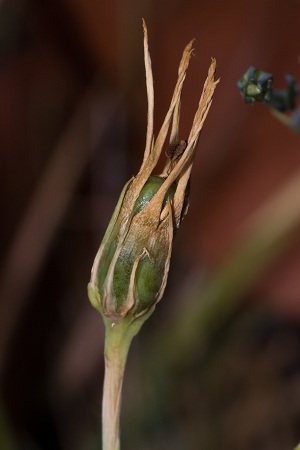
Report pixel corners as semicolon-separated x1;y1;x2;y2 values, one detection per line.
102;312;153;450
102;325;131;450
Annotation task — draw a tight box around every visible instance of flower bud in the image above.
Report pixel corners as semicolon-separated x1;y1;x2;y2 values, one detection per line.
237;66;273;103
88;176;176;322
88;20;218;324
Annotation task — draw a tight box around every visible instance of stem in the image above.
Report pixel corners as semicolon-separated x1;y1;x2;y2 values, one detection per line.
102;315;151;450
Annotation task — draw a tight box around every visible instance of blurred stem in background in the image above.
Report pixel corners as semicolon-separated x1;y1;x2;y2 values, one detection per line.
149;165;300;371
0;400;16;450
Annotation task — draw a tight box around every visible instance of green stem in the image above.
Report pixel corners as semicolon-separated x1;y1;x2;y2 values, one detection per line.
102;325;130;450
102;313;153;450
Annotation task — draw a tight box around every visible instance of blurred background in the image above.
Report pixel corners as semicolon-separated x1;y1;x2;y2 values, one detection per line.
1;0;300;449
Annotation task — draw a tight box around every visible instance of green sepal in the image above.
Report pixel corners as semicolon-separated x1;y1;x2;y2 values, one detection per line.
88;177;133;312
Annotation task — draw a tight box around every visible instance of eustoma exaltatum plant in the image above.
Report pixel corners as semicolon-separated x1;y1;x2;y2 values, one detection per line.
88;19;218;450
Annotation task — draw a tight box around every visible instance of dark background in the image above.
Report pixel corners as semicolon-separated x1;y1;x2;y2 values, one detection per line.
1;0;300;449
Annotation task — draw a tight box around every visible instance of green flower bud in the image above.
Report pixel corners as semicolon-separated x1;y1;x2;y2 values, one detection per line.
237;66;273;104
88;20;218;324
88;176;176;322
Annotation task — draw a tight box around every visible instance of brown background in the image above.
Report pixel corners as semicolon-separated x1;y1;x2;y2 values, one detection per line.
1;1;300;449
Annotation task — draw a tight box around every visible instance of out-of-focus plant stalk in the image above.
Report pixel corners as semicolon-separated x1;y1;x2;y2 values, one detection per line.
88;19;218;450
149;168;300;370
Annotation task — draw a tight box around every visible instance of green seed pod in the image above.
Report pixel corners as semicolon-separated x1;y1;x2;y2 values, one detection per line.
88;176;176;322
